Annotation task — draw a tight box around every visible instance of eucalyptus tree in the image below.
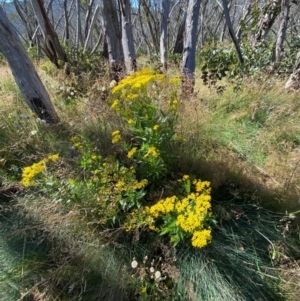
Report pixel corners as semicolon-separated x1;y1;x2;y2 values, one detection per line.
160;0;169;71
252;0;282;48
13;0;35;43
275;0;290;62
99;0;124;81
30;0;68;68
285;51;300;90
220;0;243;63
120;0;137;74
181;0;202;95
0;6;60;123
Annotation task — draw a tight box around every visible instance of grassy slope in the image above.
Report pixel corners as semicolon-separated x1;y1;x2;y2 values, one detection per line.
0;62;300;300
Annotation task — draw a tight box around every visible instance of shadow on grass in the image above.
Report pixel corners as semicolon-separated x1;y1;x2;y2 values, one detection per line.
0;200;134;301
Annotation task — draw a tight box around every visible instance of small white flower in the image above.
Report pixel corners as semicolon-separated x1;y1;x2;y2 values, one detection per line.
131;260;138;269
154;271;161;279
150;267;155;273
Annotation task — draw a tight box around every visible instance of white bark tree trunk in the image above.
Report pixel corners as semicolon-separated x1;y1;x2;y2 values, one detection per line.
182;0;202;95
285;51;300;90
252;0;282;48
275;0;290;62
221;0;243;64
120;0;137;74
160;0;169;71
100;0;124;81
84;4;100;52
30;0;68;68
0;7;60;124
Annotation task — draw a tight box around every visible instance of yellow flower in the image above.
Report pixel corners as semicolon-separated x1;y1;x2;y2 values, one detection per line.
141;287;147;293
134;179;148;189
111;99;119;109
153;125;159;130
111;130;121;144
47;154;59;161
191;229;212;248
127;118;135;124
127;147;137;159
144;146;160;158
116;180;125;189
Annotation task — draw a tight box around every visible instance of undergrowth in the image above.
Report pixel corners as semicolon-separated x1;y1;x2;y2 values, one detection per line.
0;61;300;300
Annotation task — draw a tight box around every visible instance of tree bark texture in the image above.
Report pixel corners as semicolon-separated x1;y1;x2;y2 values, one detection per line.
252;0;282;48
30;0;68;68
100;0;124;82
160;0;169;71
285;51;300;90
120;0;137;74
221;0;243;64
0;6;60;124
275;0;290;62
182;0;202;95
173;10;186;54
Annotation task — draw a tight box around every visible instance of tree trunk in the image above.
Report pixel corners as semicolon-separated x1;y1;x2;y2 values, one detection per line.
275;0;290;62
75;0;83;49
140;0;160;54
120;0;137;74
100;0;124;82
160;0;169;71
0;7;60;124
173;10;186;54
285;51;300;90
30;0;68;68
84;4;100;52
181;0;202;95
63;0;70;44
13;0;35;43
221;0;243;64
252;0;282;48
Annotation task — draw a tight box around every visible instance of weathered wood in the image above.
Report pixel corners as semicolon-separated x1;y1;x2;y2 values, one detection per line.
275;0;290;62
181;0;202;95
0;6;60;124
120;0;137;74
100;0;124;81
160;0;169;71
30;0;68;68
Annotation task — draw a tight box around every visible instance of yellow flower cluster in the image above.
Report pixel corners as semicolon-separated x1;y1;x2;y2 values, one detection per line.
146;176;212;248
21;154;59;187
153;125;159;131
146;196;176;218
144;146;160;158
127;147;137;159
191;229;212;248
112;130;121;144
112;68;165;95
134;179;148;190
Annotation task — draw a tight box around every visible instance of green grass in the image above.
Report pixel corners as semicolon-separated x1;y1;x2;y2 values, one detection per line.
1;62;300;300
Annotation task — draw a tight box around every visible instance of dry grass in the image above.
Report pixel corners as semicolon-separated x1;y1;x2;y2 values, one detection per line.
1;61;300;300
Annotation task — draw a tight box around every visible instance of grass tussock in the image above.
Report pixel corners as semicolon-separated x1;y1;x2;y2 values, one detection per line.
0;61;300;300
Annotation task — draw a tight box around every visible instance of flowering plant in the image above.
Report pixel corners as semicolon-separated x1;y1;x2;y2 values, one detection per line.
109;68;179;183
20;154;59;187
145;175;214;248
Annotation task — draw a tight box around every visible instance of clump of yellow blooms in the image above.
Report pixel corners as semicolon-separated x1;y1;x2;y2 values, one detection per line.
111;130;121;144
145;176;213;248
127;147;137;159
144;146;160;158
111;68;165;95
21;154;59;187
